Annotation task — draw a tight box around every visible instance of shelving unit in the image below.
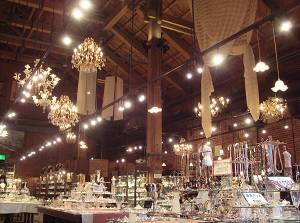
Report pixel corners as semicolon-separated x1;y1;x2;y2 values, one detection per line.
116;166;148;207
35;171;76;199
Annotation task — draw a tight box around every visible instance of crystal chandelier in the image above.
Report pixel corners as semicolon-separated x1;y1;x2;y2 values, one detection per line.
66;131;77;144
14;59;60;112
173;138;193;156
48;95;79;131
259;97;286;123
195;96;229;117
71;37;105;72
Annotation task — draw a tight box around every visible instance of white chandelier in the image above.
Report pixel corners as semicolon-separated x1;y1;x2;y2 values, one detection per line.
48;95;79;131
71;37;105;72
14;59;60;112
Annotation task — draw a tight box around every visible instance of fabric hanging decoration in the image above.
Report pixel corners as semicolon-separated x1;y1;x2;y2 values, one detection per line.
192;0;259;138
101;76;123;121
76;67;97;115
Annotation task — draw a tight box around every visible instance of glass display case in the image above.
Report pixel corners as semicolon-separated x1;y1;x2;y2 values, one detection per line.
35;171;76;199
116;166;148;207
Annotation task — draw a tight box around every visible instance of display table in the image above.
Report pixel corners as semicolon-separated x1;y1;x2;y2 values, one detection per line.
0;201;42;223
37;206;128;223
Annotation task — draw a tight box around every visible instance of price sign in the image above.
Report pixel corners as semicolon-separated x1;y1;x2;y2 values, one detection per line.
213;158;232;176
92;184;104;193
243;192;267;206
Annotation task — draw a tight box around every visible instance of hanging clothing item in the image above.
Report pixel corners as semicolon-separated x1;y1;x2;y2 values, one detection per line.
101;76;124;121
76;67;97;115
192;0;259;137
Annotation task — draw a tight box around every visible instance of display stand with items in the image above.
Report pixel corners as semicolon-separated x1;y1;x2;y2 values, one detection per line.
35;171;76;199
108;136;300;222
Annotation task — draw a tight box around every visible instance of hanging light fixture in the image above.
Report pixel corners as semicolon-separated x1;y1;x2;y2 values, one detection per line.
173;138;193;156
271;22;288;92
253;29;269;72
259;97;286;123
194;96;229;117
66;131;77;144
48;95;79;131
14;59;60;112
71;37;105;72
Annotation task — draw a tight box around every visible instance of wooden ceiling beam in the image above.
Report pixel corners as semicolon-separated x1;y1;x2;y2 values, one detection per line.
0;50;61;68
162;28;193;59
104;46;146;86
140;8;193;35
0;34;70;56
111;25;148;59
102;0;131;31
4;0;103;24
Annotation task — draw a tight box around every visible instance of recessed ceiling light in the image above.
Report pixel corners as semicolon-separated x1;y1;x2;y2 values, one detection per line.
233;123;238;127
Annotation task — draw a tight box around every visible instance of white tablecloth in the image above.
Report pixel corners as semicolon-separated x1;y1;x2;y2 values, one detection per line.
0;202;41;214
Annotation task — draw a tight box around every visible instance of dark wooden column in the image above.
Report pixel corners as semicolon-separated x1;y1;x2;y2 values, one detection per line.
146;0;163;183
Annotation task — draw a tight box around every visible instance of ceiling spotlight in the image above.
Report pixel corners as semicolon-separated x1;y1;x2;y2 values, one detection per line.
187;73;193;79
164;151;168;154
134;146;137;150
233;123;238;127
213;53;224;65
20;98;26;103
53;141;57;144
128;148;132;152
284;125;289;129
245;118;252;124
200;131;204;135
124;101;131;108
138;94;145;102
63;36;72;45
212;126;216;132
91;120;96;125
168;138;173;142
83;124;89;129
116;160;119;163
281;21;292;32
197;67;203;73
119;106;124;111
80;0;91;10
206;141;211;146
139;146;142;149
121;158;125;163
262;129;266;134
72;8;83;19
97;117;102;122
245;133;249;138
